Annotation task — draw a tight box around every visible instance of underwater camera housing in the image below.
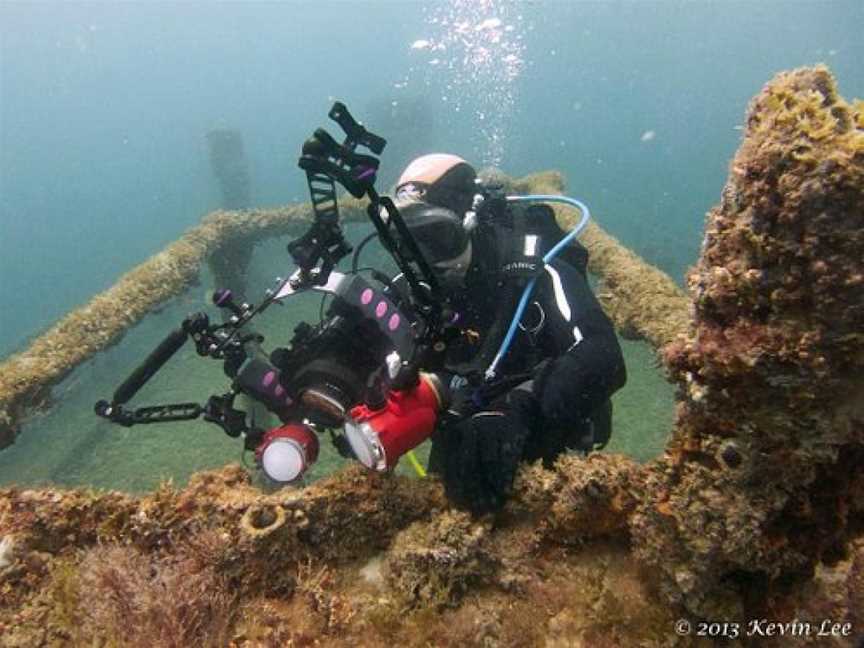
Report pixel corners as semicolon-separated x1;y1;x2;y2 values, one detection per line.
265;270;419;428
95;101;453;485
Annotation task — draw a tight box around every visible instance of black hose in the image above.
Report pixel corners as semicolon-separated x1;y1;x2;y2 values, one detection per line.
351;231;379;272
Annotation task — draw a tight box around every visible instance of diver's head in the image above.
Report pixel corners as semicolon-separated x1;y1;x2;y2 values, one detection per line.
394;154;477;288
395;154;477;216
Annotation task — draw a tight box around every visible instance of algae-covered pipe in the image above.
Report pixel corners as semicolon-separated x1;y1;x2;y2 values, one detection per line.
0;175;689;449
0;201;365;450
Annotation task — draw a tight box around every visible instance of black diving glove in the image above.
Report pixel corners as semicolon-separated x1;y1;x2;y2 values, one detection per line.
430;389;536;516
534;347;624;427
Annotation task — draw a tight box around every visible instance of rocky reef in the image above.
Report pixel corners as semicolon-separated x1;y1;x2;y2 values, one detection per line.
631;64;864;621
1;65;863;646
0;465;446;646
0;461;685;647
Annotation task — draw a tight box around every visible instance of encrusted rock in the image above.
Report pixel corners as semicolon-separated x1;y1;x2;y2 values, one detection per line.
383;510;498;607
632;65;864;618
513;453;646;542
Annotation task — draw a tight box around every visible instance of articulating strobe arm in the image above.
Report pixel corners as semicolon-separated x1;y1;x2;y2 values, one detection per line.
110;325;189;407
293;103;443;319
94;310;242;428
96;310;217;410
94;315;201;426
94;392;250;440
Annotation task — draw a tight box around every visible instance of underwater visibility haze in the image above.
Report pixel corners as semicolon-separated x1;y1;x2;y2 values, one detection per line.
0;1;861;489
3;2;864;647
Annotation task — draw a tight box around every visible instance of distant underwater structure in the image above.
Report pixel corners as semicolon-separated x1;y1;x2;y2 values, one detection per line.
206;128;252;211
0;66;862;646
206;128;255;301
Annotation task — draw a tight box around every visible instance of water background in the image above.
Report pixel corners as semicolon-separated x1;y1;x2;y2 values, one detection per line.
1;0;861;491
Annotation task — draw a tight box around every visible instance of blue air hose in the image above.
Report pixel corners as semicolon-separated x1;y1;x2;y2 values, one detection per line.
484;194;591;380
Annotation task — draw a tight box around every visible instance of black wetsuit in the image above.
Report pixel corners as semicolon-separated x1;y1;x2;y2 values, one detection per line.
427;231;627;514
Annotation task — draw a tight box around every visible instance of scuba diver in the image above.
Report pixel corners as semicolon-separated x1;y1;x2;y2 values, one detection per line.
95;104;625;518
392;154;627;515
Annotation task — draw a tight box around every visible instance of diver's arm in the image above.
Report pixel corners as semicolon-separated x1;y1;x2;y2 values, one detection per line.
531;259;626;426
